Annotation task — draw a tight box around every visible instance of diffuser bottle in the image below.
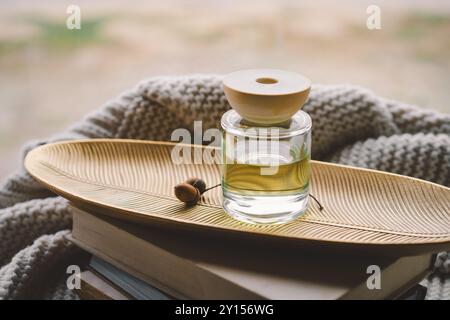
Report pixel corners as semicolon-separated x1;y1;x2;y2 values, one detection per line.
221;69;312;224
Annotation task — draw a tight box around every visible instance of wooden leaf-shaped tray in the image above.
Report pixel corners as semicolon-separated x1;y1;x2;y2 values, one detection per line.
25;139;450;255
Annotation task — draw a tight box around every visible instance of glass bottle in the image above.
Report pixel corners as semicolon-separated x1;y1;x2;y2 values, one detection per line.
221;69;312;224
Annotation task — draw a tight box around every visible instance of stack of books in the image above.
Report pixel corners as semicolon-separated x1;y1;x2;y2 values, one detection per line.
70;206;433;300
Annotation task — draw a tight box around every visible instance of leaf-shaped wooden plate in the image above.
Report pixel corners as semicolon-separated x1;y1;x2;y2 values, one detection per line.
25;139;450;255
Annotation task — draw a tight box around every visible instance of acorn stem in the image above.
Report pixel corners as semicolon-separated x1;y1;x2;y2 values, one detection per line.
309;194;324;211
203;183;221;193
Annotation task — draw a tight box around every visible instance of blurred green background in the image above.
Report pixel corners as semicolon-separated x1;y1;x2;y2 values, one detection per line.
1;0;449;180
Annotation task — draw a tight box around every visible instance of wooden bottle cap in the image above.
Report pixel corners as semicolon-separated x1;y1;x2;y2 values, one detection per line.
223;69;311;124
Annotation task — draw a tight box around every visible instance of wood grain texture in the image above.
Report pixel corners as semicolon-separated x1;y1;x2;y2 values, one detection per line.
25;139;450;254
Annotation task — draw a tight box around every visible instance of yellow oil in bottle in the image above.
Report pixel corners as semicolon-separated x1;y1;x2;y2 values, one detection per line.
223;153;310;196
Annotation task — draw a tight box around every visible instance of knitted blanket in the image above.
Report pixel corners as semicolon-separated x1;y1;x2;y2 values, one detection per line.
0;76;449;300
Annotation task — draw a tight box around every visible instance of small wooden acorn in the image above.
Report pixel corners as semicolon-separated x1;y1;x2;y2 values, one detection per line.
174;183;201;206
185;178;206;194
174;177;218;206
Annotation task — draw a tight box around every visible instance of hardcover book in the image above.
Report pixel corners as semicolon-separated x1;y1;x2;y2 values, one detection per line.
71;206;433;300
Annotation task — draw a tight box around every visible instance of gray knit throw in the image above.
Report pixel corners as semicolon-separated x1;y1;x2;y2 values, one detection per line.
0;76;449;300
